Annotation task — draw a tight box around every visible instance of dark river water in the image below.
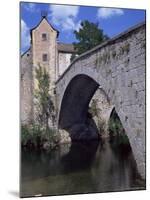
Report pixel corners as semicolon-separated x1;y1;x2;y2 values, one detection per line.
20;138;145;198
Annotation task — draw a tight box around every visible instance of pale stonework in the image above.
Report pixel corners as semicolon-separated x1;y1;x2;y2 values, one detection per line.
21;17;75;124
56;22;146;178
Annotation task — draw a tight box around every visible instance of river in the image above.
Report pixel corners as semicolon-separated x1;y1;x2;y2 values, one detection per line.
20;138;145;198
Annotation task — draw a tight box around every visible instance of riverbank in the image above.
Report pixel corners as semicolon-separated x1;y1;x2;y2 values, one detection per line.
21;124;60;151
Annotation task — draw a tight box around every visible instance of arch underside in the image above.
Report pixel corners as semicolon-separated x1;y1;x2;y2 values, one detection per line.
58;74;100;140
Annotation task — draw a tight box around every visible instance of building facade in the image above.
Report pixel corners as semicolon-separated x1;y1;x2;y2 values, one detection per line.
21;16;75;124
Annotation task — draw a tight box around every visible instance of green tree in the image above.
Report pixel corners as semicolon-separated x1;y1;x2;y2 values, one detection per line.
35;65;55;128
73;20;109;55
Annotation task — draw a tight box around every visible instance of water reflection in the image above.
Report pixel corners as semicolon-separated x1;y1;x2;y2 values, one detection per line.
61;141;99;172
21;138;145;198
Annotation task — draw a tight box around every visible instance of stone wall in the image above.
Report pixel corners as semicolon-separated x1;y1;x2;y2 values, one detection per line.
58;52;72;77
21;49;33;124
89;88;114;137
56;22;146;178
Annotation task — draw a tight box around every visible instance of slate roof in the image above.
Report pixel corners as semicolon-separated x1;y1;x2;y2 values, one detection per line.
57;43;76;53
30;16;59;40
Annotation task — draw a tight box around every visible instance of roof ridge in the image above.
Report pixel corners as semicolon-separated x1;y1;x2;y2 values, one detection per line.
21;47;31;57
58;42;73;45
30;17;59;38
57;43;76;53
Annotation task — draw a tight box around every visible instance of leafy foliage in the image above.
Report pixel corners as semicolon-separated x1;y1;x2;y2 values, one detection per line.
73;20;109;55
21;124;59;149
21;124;31;146
35;65;55;127
108;109;124;136
21;124;41;147
108;118;123;136
21;65;59;150
108;109;129;145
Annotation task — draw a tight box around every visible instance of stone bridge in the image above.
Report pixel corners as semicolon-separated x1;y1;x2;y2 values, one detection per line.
55;22;146;178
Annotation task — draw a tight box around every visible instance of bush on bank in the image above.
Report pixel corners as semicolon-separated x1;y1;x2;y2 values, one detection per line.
21;124;60;150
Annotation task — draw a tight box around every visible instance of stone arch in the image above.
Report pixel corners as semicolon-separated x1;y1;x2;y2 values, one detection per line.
57;71;145;178
58;74;130;142
58;73;129;139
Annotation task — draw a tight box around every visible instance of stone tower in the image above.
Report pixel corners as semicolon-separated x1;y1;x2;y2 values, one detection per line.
31;16;59;92
21;16;75;125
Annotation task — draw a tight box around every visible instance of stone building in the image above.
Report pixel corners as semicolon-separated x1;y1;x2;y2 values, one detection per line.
21;16;76;124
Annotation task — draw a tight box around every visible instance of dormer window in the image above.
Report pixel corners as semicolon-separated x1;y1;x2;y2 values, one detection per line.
42;33;47;41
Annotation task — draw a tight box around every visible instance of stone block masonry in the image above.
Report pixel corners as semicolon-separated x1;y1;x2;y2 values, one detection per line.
56;22;146;178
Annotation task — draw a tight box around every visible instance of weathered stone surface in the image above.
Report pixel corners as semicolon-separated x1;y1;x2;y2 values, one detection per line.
56;22;146;178
20;49;33;124
59;129;71;144
21;17;74;125
58;52;72;76
89;89;114;137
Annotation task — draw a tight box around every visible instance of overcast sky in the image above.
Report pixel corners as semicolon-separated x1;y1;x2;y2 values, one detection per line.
20;2;145;53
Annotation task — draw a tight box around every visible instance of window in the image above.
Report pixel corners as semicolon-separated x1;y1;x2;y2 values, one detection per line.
42;33;47;41
42;54;48;62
